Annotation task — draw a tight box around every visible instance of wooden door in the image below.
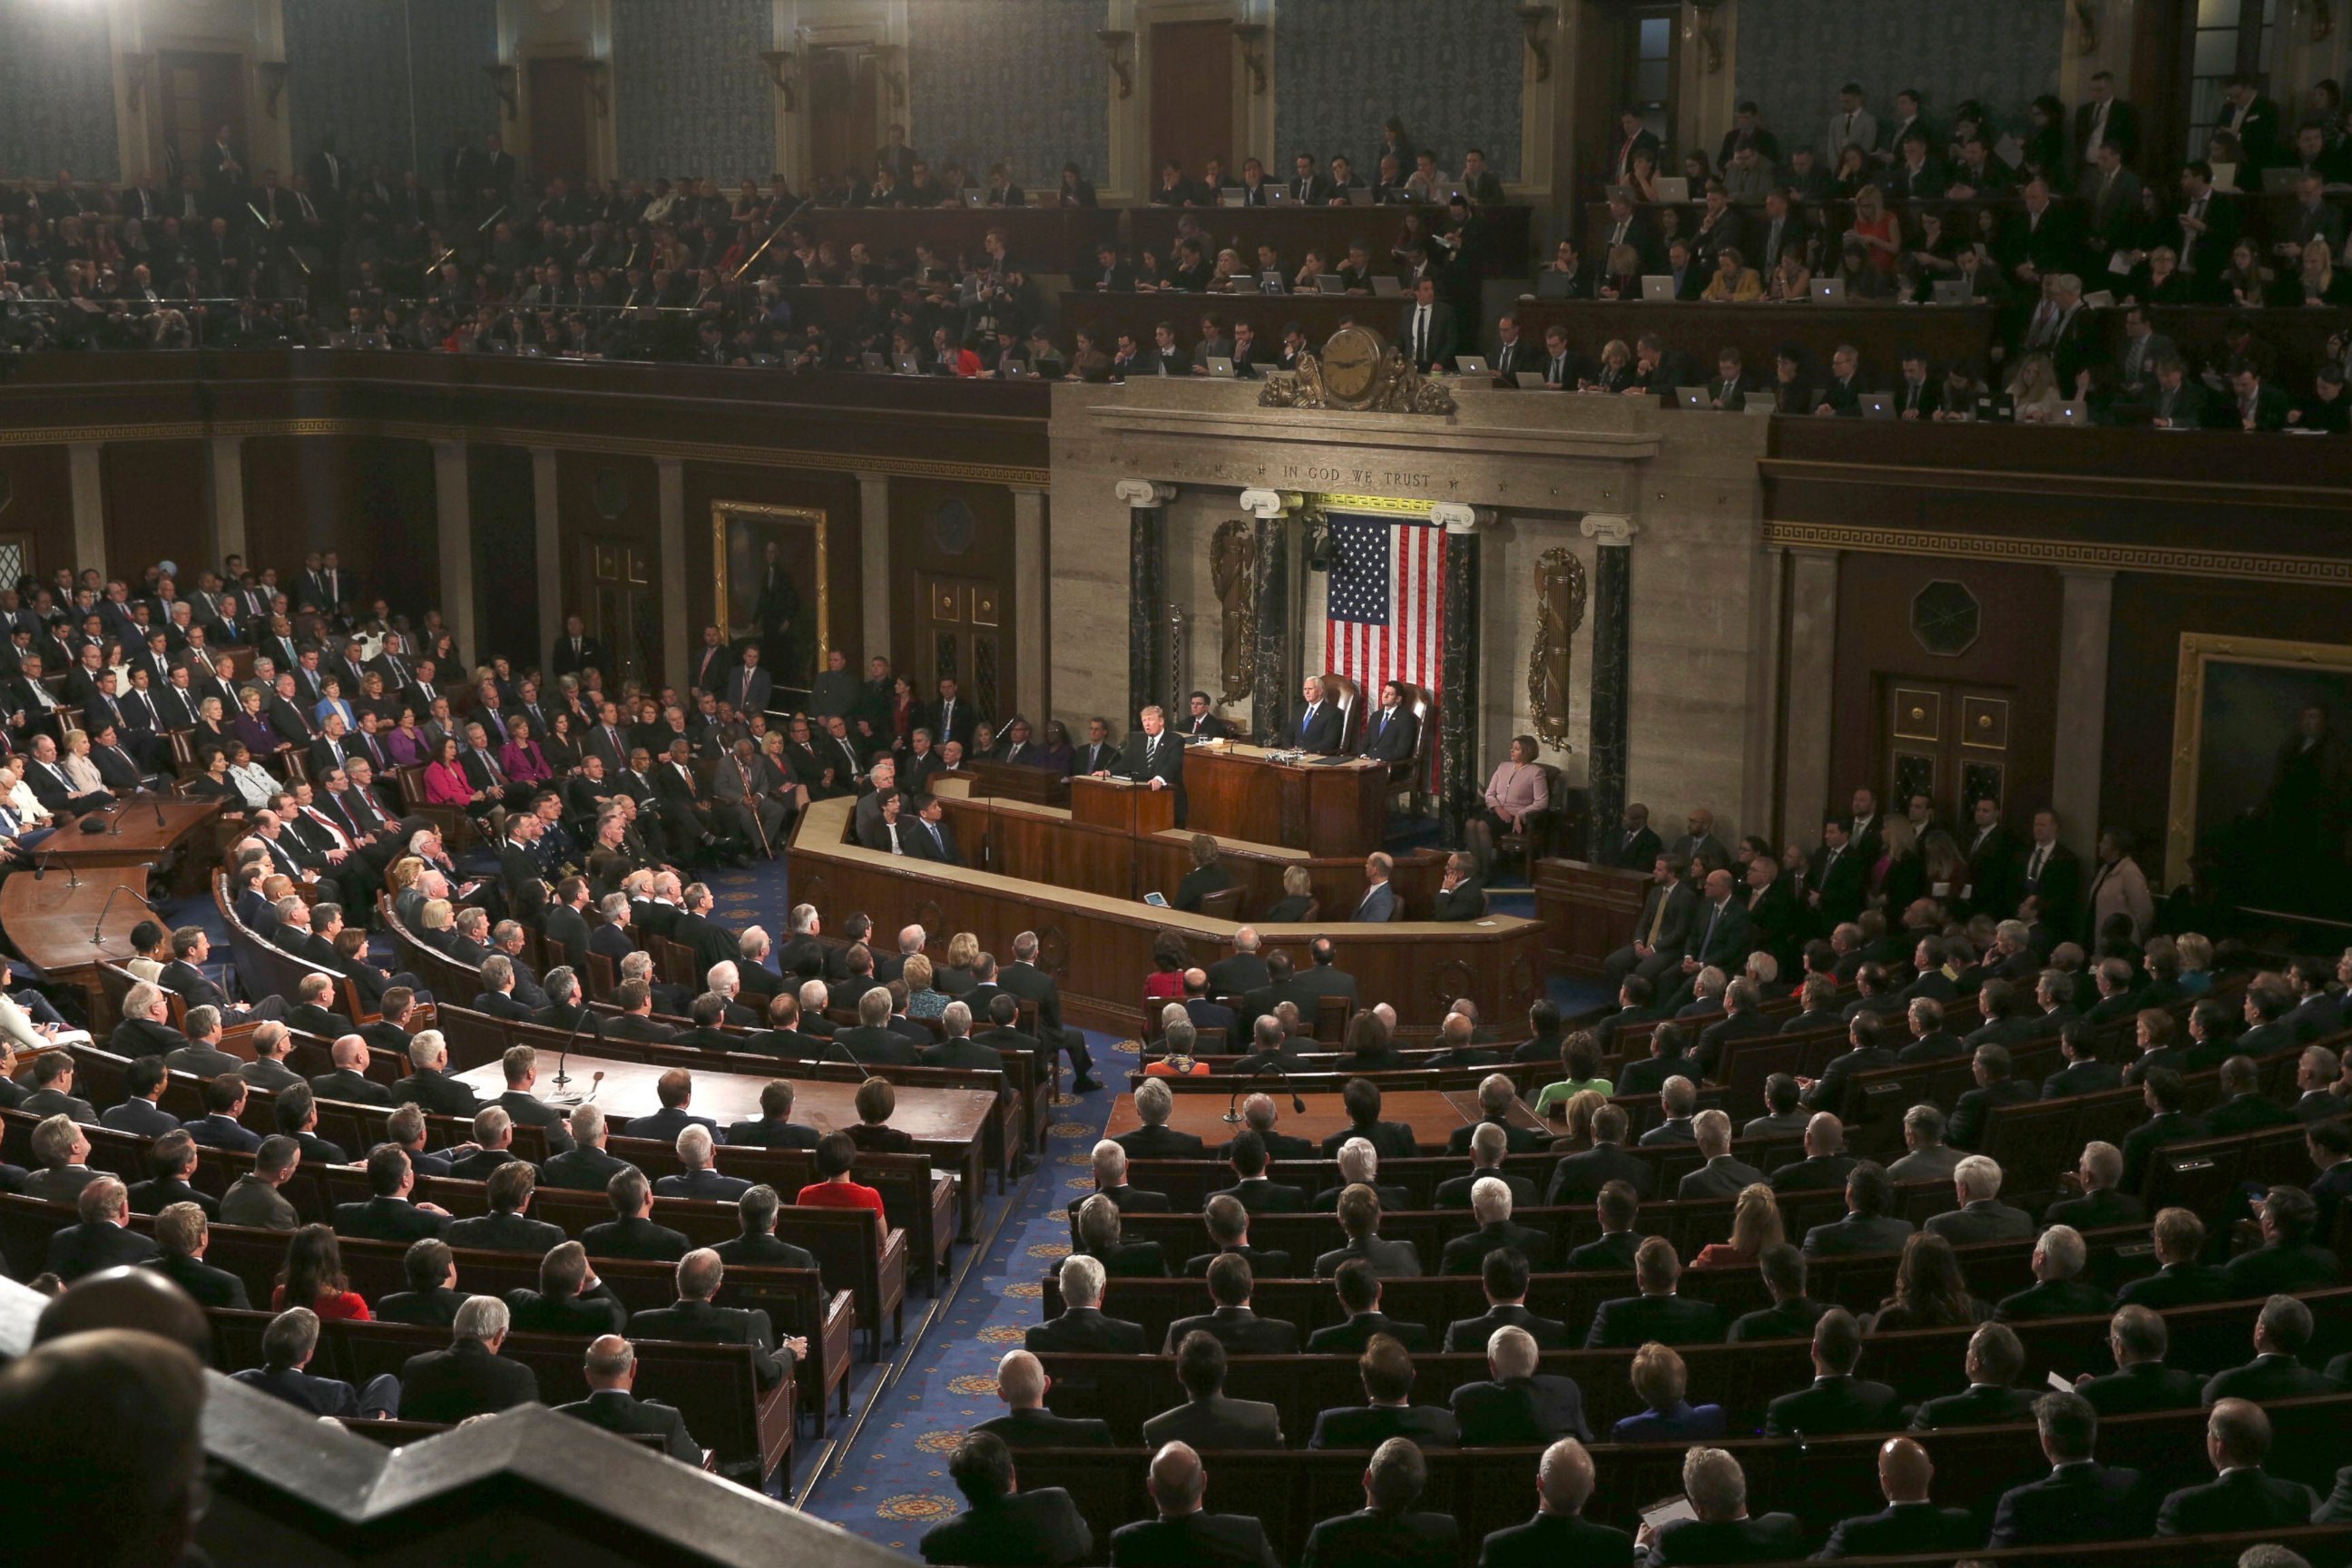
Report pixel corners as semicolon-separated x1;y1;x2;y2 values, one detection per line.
583;537;659;689
917;574;1004;723
160;51;247;181
808;46;881;184
1150;20;1234;178
1880;677;2015;822
527;57;593;185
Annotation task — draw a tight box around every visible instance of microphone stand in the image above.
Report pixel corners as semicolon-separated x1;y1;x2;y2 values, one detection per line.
1222;1058;1308;1122
91;881;160;944
549;997;596;1096
32;850;78;889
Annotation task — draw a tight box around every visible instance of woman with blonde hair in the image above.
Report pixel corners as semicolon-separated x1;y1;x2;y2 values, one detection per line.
901;954;949;1020
1701;245;1762;302
1583;338;1636;394
937;932;982;995
2007;351;2068;423
1265;864;1317;922
1551;1088;1609;1152
59;729;106;798
1693;1183;1785;1268
1610;1340;1726;1442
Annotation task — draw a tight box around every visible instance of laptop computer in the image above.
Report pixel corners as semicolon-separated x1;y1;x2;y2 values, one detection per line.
860;350;887;372
1228;276;1259;294
1266;187;1293;205
1534;271;1574;299
1675;385;1710;409
1220;189;1246;207
2210;161;2239;192
1744;397;1777;415
895;353;922;376
1642;275;1678;301
1652;176;1690;203
1455;355;1490;374
1860;392;1894;419
1812;278;1847;303
2053;401;2089;425
1514;371;1550;389
1259;271;1284;293
1316;276;1345;295
961;190;985;208
1931;279;1973;307
1203;356;1236;377
2261;165;2305;195
1347;187;1374;205
1371;276;1402;297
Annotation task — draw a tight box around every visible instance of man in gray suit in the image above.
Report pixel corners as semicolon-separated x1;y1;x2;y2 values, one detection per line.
1675;1109;1764;1200
1350;852;1398;922
1143;1330;1285;1449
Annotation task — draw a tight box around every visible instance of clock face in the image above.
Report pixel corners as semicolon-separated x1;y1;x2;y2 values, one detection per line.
1319;325;1382;402
1910;580;1981;657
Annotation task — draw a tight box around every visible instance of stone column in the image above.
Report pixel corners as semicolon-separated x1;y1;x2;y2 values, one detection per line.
1779;547;1841;850
1116;480;1176;723
657;457;688;691
208;436;248;566
856;472;891;662
1238;488;1299;740
2050;568;2115;854
1432;504;1491;843
1579;514;1636;862
430;440;476;665
531;446;564;673
1010;485;1046;721
67;443;106;576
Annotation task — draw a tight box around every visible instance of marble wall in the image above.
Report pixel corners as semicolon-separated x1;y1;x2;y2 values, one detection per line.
0;0;122;180
284;0;500;180
612;0;776;183
1273;0;1525;181
1733;0;2066;157
906;0;1109;188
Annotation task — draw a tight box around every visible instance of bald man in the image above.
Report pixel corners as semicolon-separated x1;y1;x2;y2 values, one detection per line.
1474;1437;1632;1567
975;1349;1113;1449
1107;1441;1280;1568
1817;1436;1980;1557
553;1335;701;1463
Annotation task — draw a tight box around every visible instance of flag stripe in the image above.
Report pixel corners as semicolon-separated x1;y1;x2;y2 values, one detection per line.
1323;512;1446;789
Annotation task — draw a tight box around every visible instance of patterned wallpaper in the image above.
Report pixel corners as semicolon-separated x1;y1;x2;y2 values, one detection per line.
0;0;121;181
1734;0;2066;160
906;0;1108;188
1274;0;1524;181
613;0;776;183
285;0;500;181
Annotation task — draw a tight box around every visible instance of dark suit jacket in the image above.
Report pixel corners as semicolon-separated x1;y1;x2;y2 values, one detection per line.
975;1406;1115;1449
1448;1374;1591;1444
1584;1292;1723;1348
1300;1508;1456;1568
556;1387;701;1464
1161;1305;1298;1356
1545;1142;1654;1204
506;1282;630;1338
398;1338;540;1423
1108;1511;1279;1568
1912;1382;2035;1429
1142;1393;1283;1451
1925;1199;2034;1245
1763;1374;1904;1436
1563;1231;1643;1273
146;1249;250;1308
1305;1312;1431;1354
1818;1502;1981;1560
1444;1301;1571;1352
1308;1402;1459;1450
446;1209;567;1255
583;1216;691;1262
392;1067;481;1117
629;1298;787;1386
2079;1358;2206;1416
922;1489;1094;1567
1475;1511;1632;1568
333;1195;449;1243
47;1220;161;1280
375;1285;474;1327
2157;1465;2319;1537
1025;1307;1147;1354
1647;1514;1803;1564
540;1144;635;1191
1439;1220;1553;1276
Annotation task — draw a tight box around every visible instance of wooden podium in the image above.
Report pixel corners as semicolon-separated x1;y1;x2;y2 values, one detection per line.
1071;774;1176;837
1187;746;1388;858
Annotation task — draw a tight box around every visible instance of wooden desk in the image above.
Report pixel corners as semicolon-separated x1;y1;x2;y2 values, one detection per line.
791;798;1540;1031
0;867;159;1024
1185;745;1388;860
42;799;220;870
963;758;1068;808
1070;774;1174;836
1533;857;1651;978
1103;1086;1527;1152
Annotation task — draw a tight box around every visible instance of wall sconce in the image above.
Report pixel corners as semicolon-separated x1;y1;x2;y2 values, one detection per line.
583;58;610;116
877;44;906;106
2071;0;2101;54
259;61;289;119
1514;5;1556;83
759;49;799;111
1230;23;1268;94
484;62;519;120
1684;0;1725;74
1096;29;1134;98
121;52;152;113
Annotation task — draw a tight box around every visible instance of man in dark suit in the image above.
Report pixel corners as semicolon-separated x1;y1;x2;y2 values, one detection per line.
1562;1185;1646;1277
1809;819;1868;927
502;1238;630;1338
144;1199;250;1307
1924;1154;2035;1245
1298;1436;1458;1565
1357;681;1419;768
553;1334;701;1464
1769;1111;1858;1197
1025;1254;1147;1354
2201;1292;2342;1404
1397;277;1456;373
1308;1334;1460;1449
1816;1436;1982;1559
232;1307;399;1420
628;1249;801;1392
2076;1304;2205;1416
1603;855;1694;990
920;1430;1093;1568
1116;1077;1205;1160
1641;1447;1802;1563
333;1145;452;1243
1439;1169;1555;1280
1547;1105;1654;1204
1585;1238;1724;1347
390;1032;483;1118
1728;1244;1830;1343
1274;677;1343;753
1142;1331;1284;1450
1996;1224;2113;1321
583;1167;691;1262
1801;1160;1916;1259
1105;1442;1281;1568
1474;1437;1632;1568
1447;1324;1590;1446
45;1178;162;1281
1209;1132;1308;1215
445;1162;568;1257
1312;1185;1422;1279
1946;1044;2039;1151
397;1298;542;1423
1911;1322;2035;1430
1304;1260;1432;1354
1762;1308;1903;1436
722;1080;821;1150
539;1103;637;1192
1093;702;1185;826
974;1348;1114;1450
2155;1397;2320;1536
1436;1123;1538;1211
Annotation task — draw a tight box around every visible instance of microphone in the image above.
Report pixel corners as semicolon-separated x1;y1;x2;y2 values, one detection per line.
1221;1057;1308;1122
549;995;597;1096
584;1069;603;1102
33;849;74;887
91;881;160;944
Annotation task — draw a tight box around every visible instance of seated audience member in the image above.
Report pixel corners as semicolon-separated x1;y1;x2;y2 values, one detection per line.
1307;1332;1459;1450
1868;1233;1988;1333
1117;1077;1207;1159
1730;1243;1830;1343
1474;1437;1632;1567
1211;1129;1308;1215
2225;1182;2344;1294
374;1238;472;1326
976;1348;1114;1448
505;1240;629;1338
1307;1259;1434;1352
1448;1323;1591;1446
331;1146;450;1244
541;1103;636;1191
796;1130;887;1225
1563;1180;1646;1273
1816;1435;1982;1560
1439;1171;1553;1275
146;1200;250;1308
1691;1182;1783;1270
582;1166;691;1262
1989;1390;2157;1545
1074;1190;1169;1278
2121;1068;2208;1190
1026;1254;1146;1354
2074;1303;2203;1415
1609;1340;1724;1445
2118;1206;2232;1308
1912;1320;2034;1429
397;1296;540;1424
1636;1446;1801;1564
1074;1138;1175;1220
1638;1074;1700;1146
1313;1182;1422;1279
1105;1441;1282;1568
1143;1329;1284;1450
1586;1238;1723;1347
2045;1139;2144;1230
654;1124;752;1202
46;1176;160;1281
1996;1224;2112;1320
2155;1397;2322;1535
1674;1109;1761;1200
1546;1103;1653;1203
554;1335;702;1465
1801;1160;1915;1258
1161;1252;1298;1356
1764;1307;1903;1436
919;1430;1093;1568
1768;1111;1857;1192
1924;1154;2034;1243
230;1306;399;1419
1743;1071;1810;1139
1298;1436;1458;1568
628;1248;803;1389
1183;1192;1293;1279
2201;1292;2342;1404
1445;1245;1569;1351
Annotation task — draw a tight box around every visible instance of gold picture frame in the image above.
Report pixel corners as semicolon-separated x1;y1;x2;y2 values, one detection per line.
711;501;828;690
2164;632;2352;894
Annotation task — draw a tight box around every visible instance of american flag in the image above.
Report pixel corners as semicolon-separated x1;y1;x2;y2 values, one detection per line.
1324;511;1445;785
